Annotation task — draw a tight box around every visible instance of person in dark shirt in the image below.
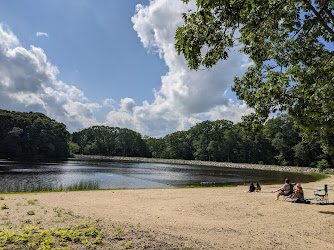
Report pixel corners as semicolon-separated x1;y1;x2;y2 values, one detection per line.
248;183;255;192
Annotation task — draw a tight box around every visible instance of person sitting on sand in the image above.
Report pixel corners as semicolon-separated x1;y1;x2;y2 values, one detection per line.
248;183;255;192
293;183;304;199
255;183;261;192
292;184;310;203
273;178;291;200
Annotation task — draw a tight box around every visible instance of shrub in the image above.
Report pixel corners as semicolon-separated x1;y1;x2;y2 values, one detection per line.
317;159;329;172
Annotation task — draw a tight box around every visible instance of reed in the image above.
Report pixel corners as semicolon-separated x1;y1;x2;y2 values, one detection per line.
0;180;99;193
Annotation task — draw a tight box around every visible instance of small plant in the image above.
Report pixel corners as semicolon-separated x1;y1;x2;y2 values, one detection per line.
0;196;4;200
92;218;101;223
4;221;12;228
53;208;62;217
115;229;122;240
27;210;36;215
27;199;38;205
1;204;9;210
125;241;132;248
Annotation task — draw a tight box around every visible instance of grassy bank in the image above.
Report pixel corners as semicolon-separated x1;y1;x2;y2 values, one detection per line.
0;181;99;194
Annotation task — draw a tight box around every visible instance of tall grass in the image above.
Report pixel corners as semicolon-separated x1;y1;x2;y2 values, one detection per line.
0;180;100;193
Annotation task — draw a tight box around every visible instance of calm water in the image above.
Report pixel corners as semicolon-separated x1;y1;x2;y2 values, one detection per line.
0;158;319;191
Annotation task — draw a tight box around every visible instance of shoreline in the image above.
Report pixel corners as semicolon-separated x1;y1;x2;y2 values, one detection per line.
1;157;333;249
75;154;334;174
2;175;333;249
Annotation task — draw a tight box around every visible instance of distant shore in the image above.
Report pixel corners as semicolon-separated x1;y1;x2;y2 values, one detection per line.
75;154;334;174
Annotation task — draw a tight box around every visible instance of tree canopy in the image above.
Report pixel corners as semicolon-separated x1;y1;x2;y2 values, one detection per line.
71;126;150;157
145;115;331;168
175;0;334;155
0;109;70;160
0;109;330;168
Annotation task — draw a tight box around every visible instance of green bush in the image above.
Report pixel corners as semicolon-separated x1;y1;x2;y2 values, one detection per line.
317;159;330;172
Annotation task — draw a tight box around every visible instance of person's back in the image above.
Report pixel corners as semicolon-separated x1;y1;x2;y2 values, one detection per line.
249;183;255;192
274;178;291;200
282;182;291;194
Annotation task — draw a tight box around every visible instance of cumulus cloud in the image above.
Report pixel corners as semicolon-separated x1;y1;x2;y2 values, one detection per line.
104;0;253;137
120;97;135;113
36;32;48;37
0;0;253;138
102;98;117;108
0;23;99;131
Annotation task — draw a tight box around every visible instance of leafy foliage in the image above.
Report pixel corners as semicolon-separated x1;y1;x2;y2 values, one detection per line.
175;0;334;156
145;115;332;167
0;109;70;160
0;224;103;249
71;126;150;157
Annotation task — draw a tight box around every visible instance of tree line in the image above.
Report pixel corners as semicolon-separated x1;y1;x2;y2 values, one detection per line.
0;109;332;169
0;109;69;160
144;115;332;169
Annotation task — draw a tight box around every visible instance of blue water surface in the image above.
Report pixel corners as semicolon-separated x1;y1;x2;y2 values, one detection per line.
0;158;318;191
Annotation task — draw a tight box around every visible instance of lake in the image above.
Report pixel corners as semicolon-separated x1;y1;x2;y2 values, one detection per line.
0;158;319;192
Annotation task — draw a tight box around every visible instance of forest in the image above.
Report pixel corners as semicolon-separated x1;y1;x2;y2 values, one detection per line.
0;109;69;160
1;109;332;170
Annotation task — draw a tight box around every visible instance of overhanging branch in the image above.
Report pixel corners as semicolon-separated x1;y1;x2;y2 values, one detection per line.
303;0;334;36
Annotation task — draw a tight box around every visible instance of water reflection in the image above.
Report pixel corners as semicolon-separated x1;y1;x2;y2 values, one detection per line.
0;159;318;192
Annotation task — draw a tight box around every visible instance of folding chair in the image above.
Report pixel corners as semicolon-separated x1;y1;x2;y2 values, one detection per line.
314;185;329;203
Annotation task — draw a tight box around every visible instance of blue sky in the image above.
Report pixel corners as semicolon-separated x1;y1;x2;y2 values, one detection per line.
0;0;252;137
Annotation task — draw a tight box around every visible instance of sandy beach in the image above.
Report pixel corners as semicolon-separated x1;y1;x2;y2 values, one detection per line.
1;174;334;249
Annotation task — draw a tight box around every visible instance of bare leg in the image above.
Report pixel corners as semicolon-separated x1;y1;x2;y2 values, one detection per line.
276;192;280;200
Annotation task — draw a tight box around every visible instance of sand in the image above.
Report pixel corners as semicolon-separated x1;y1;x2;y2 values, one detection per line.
1;175;334;249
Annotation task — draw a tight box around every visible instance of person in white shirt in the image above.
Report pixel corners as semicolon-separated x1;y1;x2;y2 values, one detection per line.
273;178;291;200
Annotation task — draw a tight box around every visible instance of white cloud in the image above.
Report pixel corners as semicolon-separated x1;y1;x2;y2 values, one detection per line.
36;32;48;37
120;97;135;113
105;0;253;137
0;23;19;49
206;100;253;123
0;0;254;138
103;98;116;108
0;23;99;131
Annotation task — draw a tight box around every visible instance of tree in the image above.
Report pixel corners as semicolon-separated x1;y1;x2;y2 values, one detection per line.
175;0;334;159
189;121;213;160
144;137;167;158
0;109;70;159
71;126;150;157
263;114;301;165
164;131;193;160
